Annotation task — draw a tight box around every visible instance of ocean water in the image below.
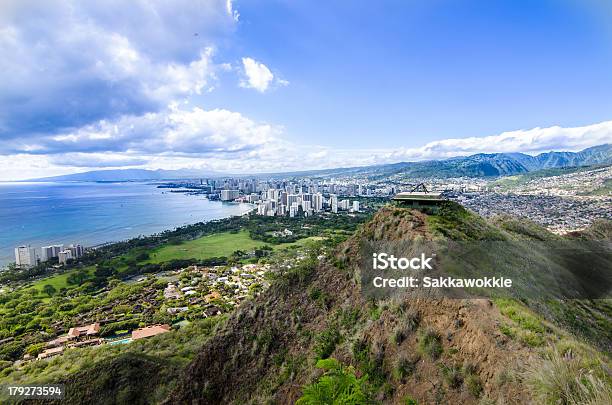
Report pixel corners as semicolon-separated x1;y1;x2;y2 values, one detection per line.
0;182;253;266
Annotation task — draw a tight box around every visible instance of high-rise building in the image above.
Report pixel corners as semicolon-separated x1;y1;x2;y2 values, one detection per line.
15;245;37;268
353;201;360;212
257;202;267;216
267;189;278;201
287;194;299;207
58;250;73;265
312;193;323;212
330;194;338;213
41;244;63;262
68;244;84;258
289;202;299;218
248;193;260;203
220;189;240;201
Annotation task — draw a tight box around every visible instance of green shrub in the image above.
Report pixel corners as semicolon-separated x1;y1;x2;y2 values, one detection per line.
393;355;417;381
439;363;463;389
519;331;545;347
465;373;483;398
296;358;372;405
402;395;418;405
314;326;341;359
499;323;516;338
418;328;443;360
25;343;45;357
339;308;361;330
352;337;386;388
391;310;420;345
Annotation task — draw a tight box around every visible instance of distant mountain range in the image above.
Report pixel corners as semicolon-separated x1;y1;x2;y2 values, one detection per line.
28;168;223;182
28;144;611;181
371;143;612;179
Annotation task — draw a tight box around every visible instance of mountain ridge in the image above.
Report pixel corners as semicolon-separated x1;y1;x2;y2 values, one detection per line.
160;203;611;404
25;143;612;181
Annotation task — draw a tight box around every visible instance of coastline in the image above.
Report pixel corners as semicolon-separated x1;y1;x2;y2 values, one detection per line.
0;182;255;268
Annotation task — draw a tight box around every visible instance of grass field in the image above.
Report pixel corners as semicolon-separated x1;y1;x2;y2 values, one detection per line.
28;266;94;293
23;231;322;293
145;230;269;263
145;230;322;263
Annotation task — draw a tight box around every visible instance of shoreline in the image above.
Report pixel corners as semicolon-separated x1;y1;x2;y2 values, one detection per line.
0;181;255;268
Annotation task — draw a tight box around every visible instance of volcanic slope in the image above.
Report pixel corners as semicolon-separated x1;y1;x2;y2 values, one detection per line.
165;203;611;404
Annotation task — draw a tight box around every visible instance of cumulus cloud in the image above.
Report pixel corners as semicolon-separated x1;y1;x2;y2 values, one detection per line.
380;120;612;162
1;119;609;181
240;57;275;92
1;104;279;158
0;0;237;137
0;1;609;181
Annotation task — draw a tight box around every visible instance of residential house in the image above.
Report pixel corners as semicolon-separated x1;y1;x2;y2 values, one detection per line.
131;324;171;340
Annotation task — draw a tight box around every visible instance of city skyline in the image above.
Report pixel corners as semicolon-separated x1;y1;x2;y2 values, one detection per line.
2;0;612;181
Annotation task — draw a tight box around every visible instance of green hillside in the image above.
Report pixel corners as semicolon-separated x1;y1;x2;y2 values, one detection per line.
5;203;610;404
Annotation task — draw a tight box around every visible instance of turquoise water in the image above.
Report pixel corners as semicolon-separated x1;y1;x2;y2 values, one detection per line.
108;338;132;345
0;182;253;266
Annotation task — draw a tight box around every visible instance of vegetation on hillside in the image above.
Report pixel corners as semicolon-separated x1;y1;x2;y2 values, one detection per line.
1;202;610;404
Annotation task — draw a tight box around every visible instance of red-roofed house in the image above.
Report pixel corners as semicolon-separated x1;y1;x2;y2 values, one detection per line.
131;324;171;340
67;322;100;340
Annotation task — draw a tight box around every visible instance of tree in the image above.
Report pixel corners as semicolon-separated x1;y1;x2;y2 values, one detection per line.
25;343;45;357
67;270;88;285
42;284;57;297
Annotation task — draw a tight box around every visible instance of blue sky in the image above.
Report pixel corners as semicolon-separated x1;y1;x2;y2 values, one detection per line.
1;0;611;180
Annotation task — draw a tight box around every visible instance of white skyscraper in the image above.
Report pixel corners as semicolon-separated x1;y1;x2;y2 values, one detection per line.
267;188;279;201
302;200;312;216
249;193;260;203
58;250;73;265
41;244;63;262
287;194;299;207
68;244;84;258
257;202;267;216
15;245;37;268
289;202;299;218
220;189;240;201
330;194;338;213
312;193;323;212
353;200;360;212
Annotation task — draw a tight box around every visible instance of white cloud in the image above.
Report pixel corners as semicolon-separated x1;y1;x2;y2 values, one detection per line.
1;104;279;158
383;120;612;162
276;78;290;87
0;0;236;137
240;57;275;92
1;119;610;181
226;0;240;22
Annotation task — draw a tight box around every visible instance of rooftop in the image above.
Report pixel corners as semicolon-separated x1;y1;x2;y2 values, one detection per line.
67;322;100;338
131;324;171;340
392;191;445;201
